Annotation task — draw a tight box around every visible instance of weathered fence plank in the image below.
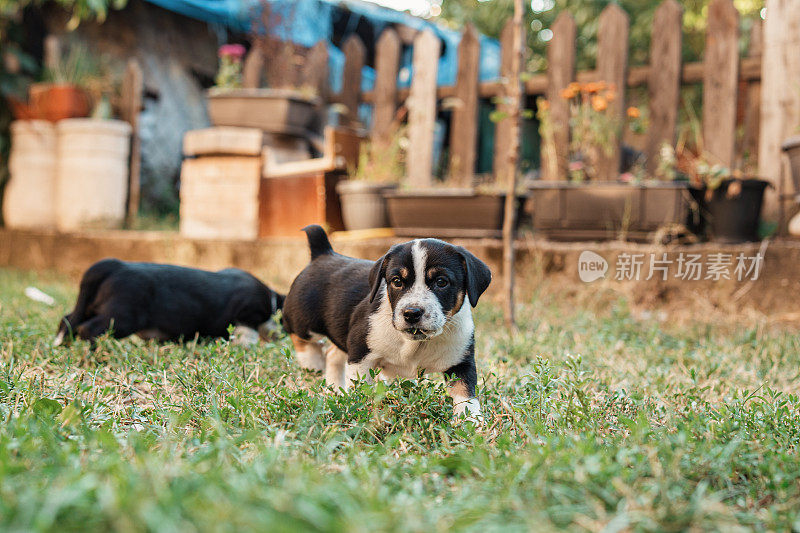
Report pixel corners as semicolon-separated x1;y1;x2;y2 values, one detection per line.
493;19;520;185
542;12;576;181
407;30;441;188
341;35;366;128
265;40;303;89
740;18;762;169
595;4;629;181
646;0;682;175
759;0;800;220
703;0;740;168
372;29;401;149
121;59;143;223
242;42;264;88
301;41;329;101
449;24;480;186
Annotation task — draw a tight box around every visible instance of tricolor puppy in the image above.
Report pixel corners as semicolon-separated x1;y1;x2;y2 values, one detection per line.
55;259;284;346
282;225;491;420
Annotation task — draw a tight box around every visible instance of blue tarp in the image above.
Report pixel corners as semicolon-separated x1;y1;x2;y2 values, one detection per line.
143;0;501;93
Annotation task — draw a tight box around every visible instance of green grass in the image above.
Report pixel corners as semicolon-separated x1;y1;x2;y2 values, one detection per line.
1;267;799;532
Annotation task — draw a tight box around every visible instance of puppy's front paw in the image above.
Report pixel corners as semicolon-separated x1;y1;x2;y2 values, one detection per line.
453;398;483;425
53;330;66;347
231;326;260;346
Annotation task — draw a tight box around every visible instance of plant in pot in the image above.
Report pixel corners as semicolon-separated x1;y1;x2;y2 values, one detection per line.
384;131;528;238
206;3;321;137
653;99;771;243
32;44;96;122
531;84;696;241
383;110;529;238
336;125;403;231
668;148;770;243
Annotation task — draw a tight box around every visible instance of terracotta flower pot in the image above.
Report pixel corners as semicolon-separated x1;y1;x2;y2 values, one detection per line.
6;95;37;120
30;84;91;122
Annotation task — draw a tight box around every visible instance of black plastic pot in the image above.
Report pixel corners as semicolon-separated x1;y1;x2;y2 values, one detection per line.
691;179;769;243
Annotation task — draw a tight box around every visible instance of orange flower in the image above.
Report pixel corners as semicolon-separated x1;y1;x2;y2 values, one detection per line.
560;87;578;99
605;90;616;103
584;81;605;94
627;106;640;119
539;99;550;111
567;82;581;93
591;95;608;112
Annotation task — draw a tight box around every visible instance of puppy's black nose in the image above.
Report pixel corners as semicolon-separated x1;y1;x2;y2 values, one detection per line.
402;307;423;323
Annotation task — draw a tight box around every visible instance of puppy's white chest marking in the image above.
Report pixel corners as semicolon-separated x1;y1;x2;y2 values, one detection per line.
366;293;473;378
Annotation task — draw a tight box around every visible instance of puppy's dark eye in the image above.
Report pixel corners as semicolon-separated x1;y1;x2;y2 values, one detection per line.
390;277;403;289
434;276;449;288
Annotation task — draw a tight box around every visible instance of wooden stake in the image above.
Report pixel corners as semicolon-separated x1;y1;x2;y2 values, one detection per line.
501;0;525;330
121;59;143;225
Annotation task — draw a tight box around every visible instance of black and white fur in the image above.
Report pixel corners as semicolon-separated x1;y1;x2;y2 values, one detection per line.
282;225;491;420
55;259;284;346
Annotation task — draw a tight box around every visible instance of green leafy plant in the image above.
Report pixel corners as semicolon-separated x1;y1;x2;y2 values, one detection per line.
42;43;100;86
0;0;127;37
657;97;745;195
0;0;128;38
349;119;405;183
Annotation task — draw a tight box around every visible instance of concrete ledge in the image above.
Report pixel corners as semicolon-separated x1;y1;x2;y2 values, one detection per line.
2;228;799;319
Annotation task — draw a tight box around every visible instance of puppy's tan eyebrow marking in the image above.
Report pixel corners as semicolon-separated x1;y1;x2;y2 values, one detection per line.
400;267;410;278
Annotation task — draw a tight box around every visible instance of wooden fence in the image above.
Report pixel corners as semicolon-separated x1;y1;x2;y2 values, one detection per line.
247;0;765;186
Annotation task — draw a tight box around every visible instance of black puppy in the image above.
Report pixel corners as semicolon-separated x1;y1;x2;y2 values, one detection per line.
55;259;284;346
282;226;491;420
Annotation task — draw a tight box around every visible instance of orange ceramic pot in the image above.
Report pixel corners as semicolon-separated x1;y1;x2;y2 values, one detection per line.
30;84;91;122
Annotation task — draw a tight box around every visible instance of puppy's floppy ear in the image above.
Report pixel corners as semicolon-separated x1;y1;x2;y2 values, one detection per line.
368;253;389;303
457;248;492;307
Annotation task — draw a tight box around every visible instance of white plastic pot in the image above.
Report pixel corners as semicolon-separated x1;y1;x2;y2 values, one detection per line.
55;118;131;231
3;120;58;229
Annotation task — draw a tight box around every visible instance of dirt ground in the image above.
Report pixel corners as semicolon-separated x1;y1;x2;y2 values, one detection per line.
2;228;799;327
